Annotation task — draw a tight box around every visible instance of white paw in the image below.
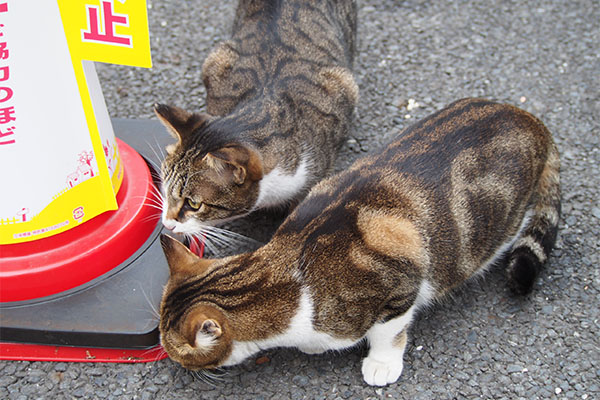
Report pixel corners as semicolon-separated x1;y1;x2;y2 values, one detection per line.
361;356;404;386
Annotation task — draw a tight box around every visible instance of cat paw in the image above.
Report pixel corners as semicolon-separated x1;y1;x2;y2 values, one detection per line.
361;356;404;386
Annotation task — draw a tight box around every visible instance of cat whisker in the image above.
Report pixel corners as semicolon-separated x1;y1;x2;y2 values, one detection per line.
201;231;241;248
140;201;163;211
145;138;166;168
138;284;161;321
184;233;218;257
129;287;162;338
144;196;164;206
145;192;165;207
148;183;166;199
191;370;214;387
190;368;227;387
200;238;220;257
142;211;162;222
131;193;165;210
205;368;228;381
144;156;162;174
132;315;163;330
152;137;167;161
141;346;168;363
130;192;165;224
145;187;166;208
203;225;254;239
135;215;161;227
195;225;265;257
142;204;164;214
196;232;246;256
131;301;159;319
202;225;262;247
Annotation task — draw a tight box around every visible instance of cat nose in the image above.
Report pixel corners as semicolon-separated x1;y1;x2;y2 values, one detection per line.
162;220;177;231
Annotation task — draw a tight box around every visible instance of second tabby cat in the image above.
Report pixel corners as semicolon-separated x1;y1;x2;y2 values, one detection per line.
156;0;358;240
158;98;560;386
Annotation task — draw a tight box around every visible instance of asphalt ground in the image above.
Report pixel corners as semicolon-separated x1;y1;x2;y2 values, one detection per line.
1;0;598;399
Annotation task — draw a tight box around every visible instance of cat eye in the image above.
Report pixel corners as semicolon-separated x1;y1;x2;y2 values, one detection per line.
186;198;202;210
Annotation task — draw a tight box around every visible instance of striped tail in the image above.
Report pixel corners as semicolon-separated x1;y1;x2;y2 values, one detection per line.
507;140;561;294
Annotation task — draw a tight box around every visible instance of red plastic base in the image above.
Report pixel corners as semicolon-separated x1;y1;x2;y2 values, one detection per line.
0;342;168;363
0;139;159;302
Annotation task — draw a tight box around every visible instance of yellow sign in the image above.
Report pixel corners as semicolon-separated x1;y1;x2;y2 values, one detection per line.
0;0;151;244
57;0;153;207
58;0;152;68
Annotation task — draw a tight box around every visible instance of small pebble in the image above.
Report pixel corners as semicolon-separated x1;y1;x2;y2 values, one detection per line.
255;356;271;365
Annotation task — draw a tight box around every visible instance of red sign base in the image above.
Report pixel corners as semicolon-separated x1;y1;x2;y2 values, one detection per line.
0;342;168;363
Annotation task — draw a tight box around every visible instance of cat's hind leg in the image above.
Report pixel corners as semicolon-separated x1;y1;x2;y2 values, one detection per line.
361;306;415;386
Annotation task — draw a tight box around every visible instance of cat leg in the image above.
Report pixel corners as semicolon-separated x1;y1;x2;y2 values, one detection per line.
361;307;415;386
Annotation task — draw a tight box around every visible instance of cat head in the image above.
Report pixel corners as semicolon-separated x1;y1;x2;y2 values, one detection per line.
154;104;264;233
159;234;233;370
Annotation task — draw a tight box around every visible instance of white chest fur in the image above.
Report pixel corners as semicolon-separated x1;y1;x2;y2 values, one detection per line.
254;156;311;210
222;288;357;366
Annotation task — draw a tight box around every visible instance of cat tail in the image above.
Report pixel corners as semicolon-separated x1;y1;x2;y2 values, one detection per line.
507;138;561;295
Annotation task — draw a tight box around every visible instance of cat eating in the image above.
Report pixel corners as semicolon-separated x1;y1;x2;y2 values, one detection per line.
158;98;560;386
155;0;358;243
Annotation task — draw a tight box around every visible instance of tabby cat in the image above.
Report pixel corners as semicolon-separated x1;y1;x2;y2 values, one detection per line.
155;0;358;240
159;98;561;386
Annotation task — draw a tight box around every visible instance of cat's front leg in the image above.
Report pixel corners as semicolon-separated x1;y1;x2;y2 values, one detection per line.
362;329;407;386
361;308;414;386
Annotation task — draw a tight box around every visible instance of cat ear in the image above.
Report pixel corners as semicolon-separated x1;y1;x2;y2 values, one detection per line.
199;319;222;338
182;307;225;348
204;145;263;185
154;103;209;153
160;234;214;278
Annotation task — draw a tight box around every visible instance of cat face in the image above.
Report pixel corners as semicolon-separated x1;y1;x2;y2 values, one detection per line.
158;235;233;369
160;147;261;233
155;104;264;233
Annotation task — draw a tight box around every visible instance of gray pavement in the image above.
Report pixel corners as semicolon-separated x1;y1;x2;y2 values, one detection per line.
1;0;599;399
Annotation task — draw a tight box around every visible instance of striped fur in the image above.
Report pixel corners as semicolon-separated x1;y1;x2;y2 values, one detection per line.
159;98;561;385
156;0;358;237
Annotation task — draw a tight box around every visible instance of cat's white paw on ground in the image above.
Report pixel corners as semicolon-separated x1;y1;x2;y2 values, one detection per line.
361;356;404;386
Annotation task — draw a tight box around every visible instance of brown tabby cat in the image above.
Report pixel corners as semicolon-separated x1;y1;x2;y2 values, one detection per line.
158;98;561;386
155;0;358;243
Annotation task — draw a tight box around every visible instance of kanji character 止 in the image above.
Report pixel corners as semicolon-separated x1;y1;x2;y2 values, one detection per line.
82;1;132;47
